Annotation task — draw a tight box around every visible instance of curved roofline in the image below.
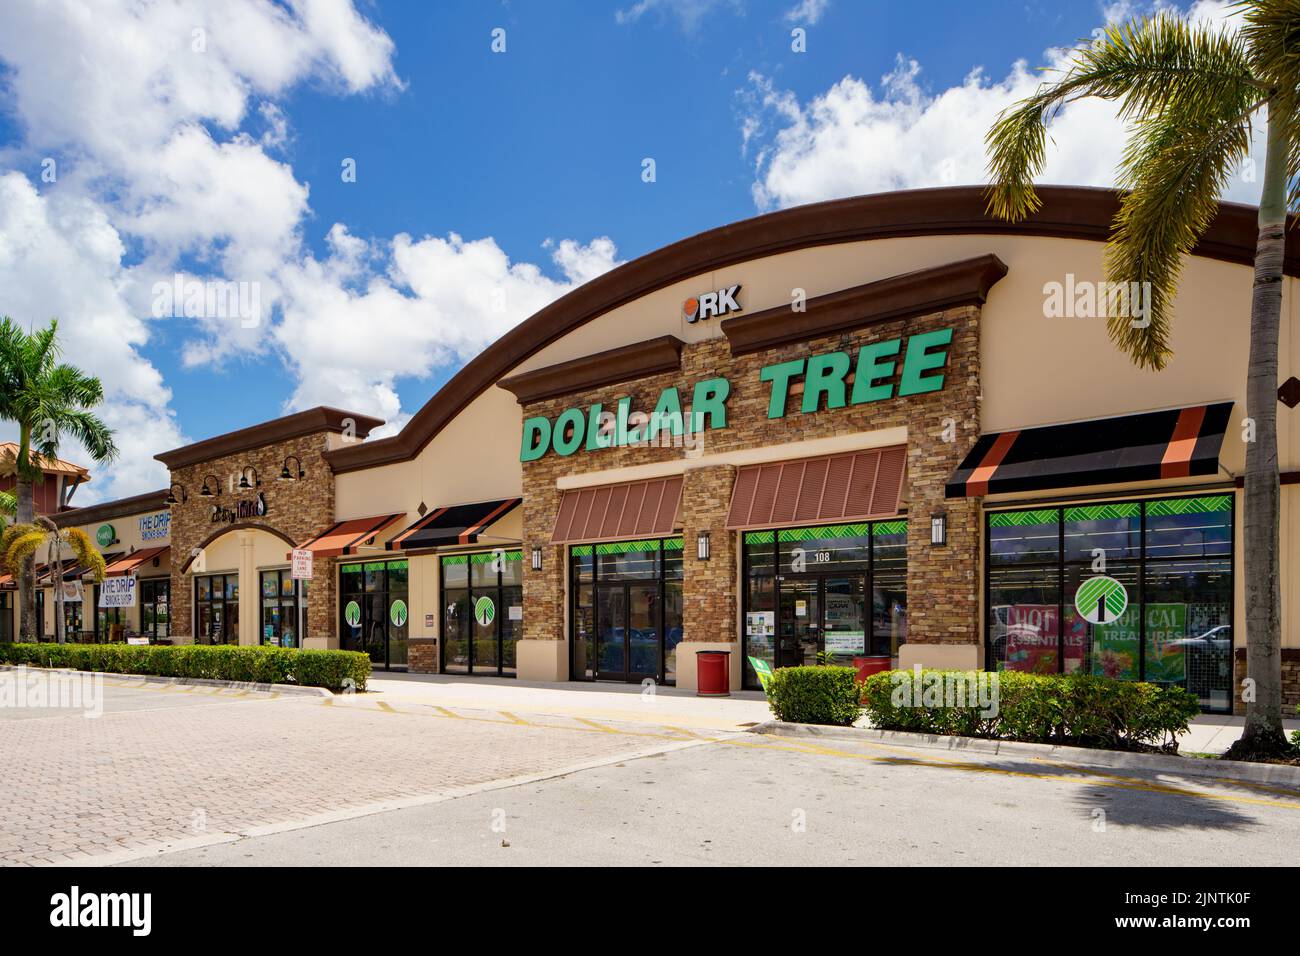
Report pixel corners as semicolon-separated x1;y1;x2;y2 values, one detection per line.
325;184;1292;474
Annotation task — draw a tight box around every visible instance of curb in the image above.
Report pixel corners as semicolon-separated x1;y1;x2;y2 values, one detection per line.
749;720;1300;787
0;665;333;698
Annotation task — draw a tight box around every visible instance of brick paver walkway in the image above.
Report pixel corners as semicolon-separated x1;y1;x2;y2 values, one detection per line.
0;678;722;866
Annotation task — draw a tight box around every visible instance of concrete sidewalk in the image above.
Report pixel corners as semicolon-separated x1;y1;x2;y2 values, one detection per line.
1176;713;1300;754
365;673;1296;753
364;672;772;731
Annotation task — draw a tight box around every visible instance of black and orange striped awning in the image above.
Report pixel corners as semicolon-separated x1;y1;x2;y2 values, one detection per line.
387;498;521;552
296;514;405;559
946;403;1233;498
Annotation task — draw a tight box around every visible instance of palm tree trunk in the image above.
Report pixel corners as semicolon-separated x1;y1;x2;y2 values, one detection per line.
1233;110;1288;755
52;542;65;646
15;467;33;641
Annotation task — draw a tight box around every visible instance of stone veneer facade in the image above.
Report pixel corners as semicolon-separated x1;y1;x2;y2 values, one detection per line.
166;431;338;644
518;304;982;681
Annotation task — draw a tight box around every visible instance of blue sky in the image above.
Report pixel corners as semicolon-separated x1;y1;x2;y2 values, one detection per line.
0;0;1248;500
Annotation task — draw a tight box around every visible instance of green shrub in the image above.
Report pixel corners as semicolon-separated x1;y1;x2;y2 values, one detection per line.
860;668;1200;751
766;665;862;726
0;643;369;691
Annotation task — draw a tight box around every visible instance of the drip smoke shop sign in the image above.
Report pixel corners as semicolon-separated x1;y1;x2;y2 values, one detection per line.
520;326;953;461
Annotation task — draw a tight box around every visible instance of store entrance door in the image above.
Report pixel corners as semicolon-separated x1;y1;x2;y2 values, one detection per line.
595;582;660;682
777;578;820;668
777;574;869;667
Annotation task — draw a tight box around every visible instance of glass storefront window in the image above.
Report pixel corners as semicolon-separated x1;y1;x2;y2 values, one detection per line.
195;573;239;645
742;521;906;689
140;578;170;642
985;494;1234;712
340;559;409;670
260;569;305;648
440;550;523;677
569;538;682;683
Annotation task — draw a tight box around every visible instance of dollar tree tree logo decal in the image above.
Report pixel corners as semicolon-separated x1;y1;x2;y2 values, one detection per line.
1074;575;1128;625
344;601;361;627
389;599;408;628
474;595;495;627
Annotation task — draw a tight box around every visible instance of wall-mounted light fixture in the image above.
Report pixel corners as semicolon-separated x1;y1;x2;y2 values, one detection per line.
166;483;187;505
531;547;543;571
930;512;948;547
278;455;305;481
199;475;221;498
697;531;711;561
238;466;261;490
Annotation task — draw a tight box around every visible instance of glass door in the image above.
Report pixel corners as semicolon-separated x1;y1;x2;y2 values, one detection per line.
777;578;820;667
823;576;867;663
596;586;628;680
627;584;660;680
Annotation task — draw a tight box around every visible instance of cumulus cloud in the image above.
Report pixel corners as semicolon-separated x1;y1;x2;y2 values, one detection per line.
0;0;620;498
274;231;622;425
743;0;1263;210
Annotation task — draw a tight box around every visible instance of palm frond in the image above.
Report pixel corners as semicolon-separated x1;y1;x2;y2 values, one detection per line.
986;12;1257;220
1105;105;1251;367
3;528;47;576
65;528;106;583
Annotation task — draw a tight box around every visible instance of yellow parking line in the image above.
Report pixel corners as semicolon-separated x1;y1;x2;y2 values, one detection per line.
432;705;462;719
498;711;530;725
573;716;622;734
376;701;398;714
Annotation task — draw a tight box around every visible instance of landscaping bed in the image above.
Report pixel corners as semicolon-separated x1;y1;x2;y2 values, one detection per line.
0;642;371;692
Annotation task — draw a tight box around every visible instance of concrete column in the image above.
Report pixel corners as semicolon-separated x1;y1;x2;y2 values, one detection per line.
239;532;258;646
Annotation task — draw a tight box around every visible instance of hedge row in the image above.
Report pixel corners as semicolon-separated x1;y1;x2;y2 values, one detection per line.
0;643;370;692
766;666;863;726
860;669;1200;751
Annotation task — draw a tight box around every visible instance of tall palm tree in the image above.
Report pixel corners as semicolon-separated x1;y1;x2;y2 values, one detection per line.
985;2;1295;757
0;317;117;642
1;517;105;644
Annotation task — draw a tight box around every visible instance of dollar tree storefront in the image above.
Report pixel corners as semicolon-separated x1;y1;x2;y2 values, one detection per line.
300;187;1300;712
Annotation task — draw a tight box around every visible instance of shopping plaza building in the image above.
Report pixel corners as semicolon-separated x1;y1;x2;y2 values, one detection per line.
3;185;1298;713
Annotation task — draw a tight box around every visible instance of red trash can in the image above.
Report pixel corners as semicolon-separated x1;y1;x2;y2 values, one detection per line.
853;655;892;683
696;650;731;697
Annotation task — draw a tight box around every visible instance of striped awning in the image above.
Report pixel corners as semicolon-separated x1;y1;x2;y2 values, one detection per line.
725;447;906;530
297;514;405;559
946;403;1233;498
550;477;682;545
103;546;170;577
387;498;522;552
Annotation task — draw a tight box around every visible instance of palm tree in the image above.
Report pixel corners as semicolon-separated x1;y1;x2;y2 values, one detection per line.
1;517;105;643
0;317;117;643
985;2;1295;757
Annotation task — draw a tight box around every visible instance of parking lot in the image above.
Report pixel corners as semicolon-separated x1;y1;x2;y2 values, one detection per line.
3;671;1299;867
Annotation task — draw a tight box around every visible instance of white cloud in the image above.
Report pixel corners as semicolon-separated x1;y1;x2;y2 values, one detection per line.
784;0;829;25
615;0;743;31
0;173;184;502
273;231;622;423
743;0;1264;210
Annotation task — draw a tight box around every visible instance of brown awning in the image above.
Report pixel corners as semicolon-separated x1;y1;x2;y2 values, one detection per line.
104;546;170;577
550;476;683;545
297;513;405;558
725;446;906;529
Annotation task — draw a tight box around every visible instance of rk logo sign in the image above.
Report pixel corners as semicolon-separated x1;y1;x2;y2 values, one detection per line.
682;284;741;323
